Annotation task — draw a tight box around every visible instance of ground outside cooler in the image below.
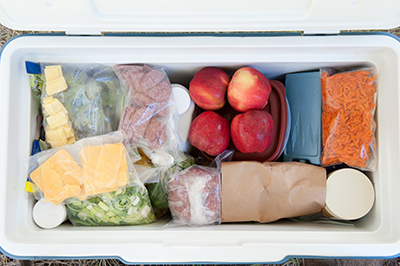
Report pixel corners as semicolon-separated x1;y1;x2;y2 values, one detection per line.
1;0;400;264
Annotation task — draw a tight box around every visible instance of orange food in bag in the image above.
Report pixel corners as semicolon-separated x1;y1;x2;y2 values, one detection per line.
321;69;377;170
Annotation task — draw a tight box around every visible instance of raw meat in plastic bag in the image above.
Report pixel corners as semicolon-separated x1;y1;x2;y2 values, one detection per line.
167;165;221;226
114;64;179;153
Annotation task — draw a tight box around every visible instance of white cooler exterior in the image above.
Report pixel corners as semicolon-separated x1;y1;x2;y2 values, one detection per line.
0;34;400;263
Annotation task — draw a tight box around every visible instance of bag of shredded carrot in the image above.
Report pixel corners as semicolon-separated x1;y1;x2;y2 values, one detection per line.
320;67;377;171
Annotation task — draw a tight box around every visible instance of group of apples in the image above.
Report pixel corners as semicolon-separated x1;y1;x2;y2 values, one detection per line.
188;66;275;156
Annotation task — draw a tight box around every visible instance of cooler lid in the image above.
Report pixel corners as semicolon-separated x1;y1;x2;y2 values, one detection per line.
0;0;400;33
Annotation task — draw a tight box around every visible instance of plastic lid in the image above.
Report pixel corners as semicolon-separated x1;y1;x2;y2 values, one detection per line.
283;71;322;165
32;200;67;229
324;168;375;220
0;0;400;33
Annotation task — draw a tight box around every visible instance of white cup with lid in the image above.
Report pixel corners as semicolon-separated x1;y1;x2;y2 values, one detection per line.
32;200;68;229
322;168;375;220
171;83;195;153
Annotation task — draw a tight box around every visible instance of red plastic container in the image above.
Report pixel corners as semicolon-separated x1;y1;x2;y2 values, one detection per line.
200;80;287;162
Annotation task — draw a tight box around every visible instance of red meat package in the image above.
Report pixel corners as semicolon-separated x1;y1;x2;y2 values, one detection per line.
114;64;180;156
167;165;221;227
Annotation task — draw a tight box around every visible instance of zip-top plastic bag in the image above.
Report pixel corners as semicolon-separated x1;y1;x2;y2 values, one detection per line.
320;67;377;171
66;182;155;226
114;64;181;163
28;131;140;206
166;151;233;227
40;63;122;148
147;153;196;219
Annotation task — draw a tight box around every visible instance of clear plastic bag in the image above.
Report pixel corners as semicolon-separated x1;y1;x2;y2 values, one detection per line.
167;165;221;227
166;151;233;227
147;153;196;219
28;131;138;205
114;64;180;159
40;63;122;148
66;182;155;226
320;67;377;171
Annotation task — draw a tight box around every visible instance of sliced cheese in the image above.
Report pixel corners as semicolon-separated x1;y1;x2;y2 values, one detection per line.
43;98;66;116
116;144;129;187
44;65;63;82
46;112;68;129
46;77;68;96
30;165;44;192
29;149;83;205
95;144;122;194
79;145;102;198
79;143;129;198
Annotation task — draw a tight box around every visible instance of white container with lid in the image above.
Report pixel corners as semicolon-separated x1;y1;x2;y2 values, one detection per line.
322;169;375;220
172;83;195;153
32;200;68;229
1;0;400;263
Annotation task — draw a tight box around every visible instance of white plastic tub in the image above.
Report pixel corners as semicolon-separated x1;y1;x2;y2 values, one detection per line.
0;34;400;263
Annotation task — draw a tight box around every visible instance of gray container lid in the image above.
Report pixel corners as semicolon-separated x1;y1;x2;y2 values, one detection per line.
284;71;321;165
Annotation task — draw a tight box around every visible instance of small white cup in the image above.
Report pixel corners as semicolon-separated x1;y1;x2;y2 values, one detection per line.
322;168;375;220
172;84;195;153
32;200;68;229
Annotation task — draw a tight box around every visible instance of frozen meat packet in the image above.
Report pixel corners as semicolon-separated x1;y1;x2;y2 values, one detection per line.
114;64;181;161
165;151;233;227
167;165;221;227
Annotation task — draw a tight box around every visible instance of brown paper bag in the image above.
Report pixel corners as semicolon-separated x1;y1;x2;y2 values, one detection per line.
221;161;326;223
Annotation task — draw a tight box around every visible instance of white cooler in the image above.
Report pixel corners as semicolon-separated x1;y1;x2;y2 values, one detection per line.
1;0;400;263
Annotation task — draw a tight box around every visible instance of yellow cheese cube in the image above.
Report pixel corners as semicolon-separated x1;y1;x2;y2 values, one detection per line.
46;127;68;148
43;98;66;116
67;136;76;144
46;112;68;129
61;124;74;138
43;96;54;104
44;65;63;82
46;77;68;96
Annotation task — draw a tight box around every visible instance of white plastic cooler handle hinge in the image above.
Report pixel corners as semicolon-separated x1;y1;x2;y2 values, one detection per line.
303;30;341;35
65;31;102;36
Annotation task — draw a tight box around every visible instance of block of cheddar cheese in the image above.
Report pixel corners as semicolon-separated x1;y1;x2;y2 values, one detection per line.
46;112;69;129
46;77;68;96
44;65;63;81
43;97;66;116
45;127;69;147
44;65;68;96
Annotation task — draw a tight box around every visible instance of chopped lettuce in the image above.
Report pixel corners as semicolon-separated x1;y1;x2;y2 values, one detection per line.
29;74;44;103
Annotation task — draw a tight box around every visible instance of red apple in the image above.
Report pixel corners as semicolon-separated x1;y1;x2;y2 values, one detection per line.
231;110;274;154
227;67;271;112
189;67;230;111
189;111;230;156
